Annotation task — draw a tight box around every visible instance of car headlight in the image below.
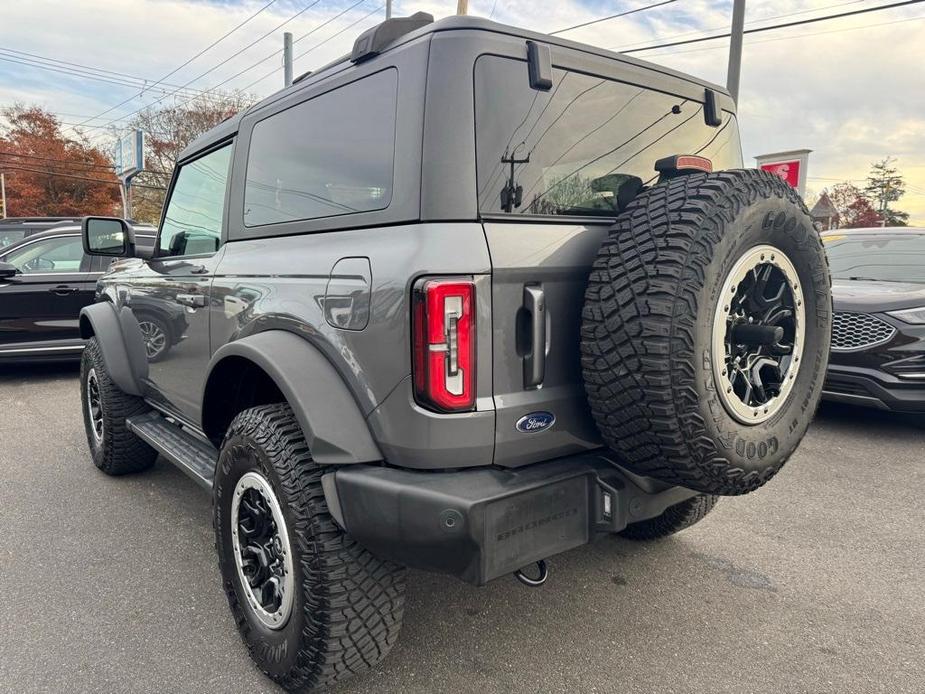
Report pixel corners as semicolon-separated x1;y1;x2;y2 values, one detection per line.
887;306;925;324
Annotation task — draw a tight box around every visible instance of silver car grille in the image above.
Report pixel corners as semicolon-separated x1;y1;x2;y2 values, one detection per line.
831;312;896;352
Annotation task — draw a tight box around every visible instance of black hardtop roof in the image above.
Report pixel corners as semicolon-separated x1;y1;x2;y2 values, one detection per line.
179;14;731;161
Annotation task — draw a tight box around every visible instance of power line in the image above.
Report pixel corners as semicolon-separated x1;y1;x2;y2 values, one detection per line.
0;150;173;177
96;0;328;129
0;53;206;97
206;0;374;96
0;150;115;171
74;0;282;128
0;164;166;190
611;0;864;51
622;0;925;54
240;2;381;92
0;47;209;96
550;0;677;36
154;0;375;118
635;13;925;59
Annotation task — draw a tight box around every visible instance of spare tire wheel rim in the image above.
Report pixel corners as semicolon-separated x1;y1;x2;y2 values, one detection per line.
231;471;295;630
712;244;805;425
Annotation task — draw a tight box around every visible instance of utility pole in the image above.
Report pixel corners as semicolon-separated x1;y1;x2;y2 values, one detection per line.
456;0;468;15
385;0;392;19
283;32;293;88
0;173;6;218
726;0;746;103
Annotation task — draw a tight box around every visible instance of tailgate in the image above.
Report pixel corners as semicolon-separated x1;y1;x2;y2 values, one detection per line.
484;221;606;466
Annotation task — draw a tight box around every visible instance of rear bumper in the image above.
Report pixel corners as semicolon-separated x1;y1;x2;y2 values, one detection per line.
823;364;925;413
322;452;697;586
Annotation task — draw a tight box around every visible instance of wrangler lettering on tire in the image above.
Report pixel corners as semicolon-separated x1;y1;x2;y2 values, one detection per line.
581;169;832;495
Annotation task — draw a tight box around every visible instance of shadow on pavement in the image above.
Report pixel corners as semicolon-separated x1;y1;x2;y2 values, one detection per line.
0;360;80;384
815;399;924;430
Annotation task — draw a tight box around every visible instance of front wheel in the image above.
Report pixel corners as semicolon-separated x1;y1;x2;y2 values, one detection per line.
214;403;406;692
80;337;157;475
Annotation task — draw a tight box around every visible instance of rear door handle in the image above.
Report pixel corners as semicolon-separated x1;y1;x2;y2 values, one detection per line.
176;293;207;308
523;284;546;389
49;285;79;296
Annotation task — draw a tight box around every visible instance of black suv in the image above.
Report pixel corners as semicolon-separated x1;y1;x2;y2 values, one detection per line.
0;224;155;361
74;14;831;692
822;227;925;412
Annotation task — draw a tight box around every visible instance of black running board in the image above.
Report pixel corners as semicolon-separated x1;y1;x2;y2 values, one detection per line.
127;411;218;490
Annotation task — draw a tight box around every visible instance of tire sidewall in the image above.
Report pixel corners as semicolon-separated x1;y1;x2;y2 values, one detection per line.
214;433;307;677
694;194;831;476
80;341;108;468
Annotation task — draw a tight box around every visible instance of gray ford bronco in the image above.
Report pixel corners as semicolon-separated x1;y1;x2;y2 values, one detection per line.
77;13;831;692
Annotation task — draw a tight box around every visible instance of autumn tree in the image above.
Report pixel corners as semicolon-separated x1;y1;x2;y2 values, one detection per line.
865;157;909;226
125;92;255;224
0;105;120;217
827;182;882;228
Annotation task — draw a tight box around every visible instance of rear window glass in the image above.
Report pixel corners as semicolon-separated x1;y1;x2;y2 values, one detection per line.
0;229;27;249
244;69;398;227
475;56;742;217
823;233;925;283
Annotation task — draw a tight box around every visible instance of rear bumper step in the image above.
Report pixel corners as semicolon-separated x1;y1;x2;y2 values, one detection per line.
323;453;697;586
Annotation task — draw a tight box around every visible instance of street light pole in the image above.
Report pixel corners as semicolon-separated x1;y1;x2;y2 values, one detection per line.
457;0;468;15
283;32;293;88
386;0;392;19
0;173;6;218
726;0;746;103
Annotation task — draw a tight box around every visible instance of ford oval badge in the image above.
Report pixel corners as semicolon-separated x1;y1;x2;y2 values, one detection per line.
516;411;556;434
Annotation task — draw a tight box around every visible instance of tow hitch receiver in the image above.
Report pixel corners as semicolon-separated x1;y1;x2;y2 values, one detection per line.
514;560;549;587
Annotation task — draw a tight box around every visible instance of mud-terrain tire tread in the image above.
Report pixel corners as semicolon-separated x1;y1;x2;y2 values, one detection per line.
619;495;719;541
80;337;157;475
216;403;406;693
581;169;829;495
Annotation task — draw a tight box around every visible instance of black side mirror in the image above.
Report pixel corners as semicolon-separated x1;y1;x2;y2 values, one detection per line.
82;216;136;257
0;261;19;279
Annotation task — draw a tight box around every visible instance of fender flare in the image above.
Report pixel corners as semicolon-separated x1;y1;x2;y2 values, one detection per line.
203;331;382;465
78;302;148;396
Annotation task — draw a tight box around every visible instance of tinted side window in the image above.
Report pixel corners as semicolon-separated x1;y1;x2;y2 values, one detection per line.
159;144;232;257
243;69;398;227
475;57;743;217
3;236;88;273
0;229;26;249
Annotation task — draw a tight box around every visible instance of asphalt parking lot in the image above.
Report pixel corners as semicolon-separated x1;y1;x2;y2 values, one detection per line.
1;362;923;694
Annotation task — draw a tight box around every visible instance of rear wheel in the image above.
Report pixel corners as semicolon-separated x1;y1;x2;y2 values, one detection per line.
619;495;718;541
80;337;157;475
582;170;831;495
214;403;406;692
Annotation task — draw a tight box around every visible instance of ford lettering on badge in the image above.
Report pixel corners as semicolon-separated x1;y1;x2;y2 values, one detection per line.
516;411;556;433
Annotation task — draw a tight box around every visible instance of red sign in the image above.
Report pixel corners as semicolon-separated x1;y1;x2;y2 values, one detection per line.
760;160;801;189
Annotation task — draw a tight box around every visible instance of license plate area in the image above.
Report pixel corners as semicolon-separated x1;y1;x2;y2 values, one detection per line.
482;475;589;581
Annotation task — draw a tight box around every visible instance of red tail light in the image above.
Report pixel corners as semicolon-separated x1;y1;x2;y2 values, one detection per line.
413;278;476;412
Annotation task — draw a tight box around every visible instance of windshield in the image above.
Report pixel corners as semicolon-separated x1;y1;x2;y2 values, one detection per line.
823;233;925;283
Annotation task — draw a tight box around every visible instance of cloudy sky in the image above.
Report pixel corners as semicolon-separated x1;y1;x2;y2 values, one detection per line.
1;0;923;222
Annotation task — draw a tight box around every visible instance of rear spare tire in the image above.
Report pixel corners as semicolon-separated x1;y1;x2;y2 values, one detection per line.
582;169;831;495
